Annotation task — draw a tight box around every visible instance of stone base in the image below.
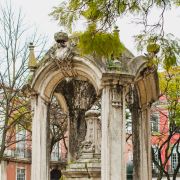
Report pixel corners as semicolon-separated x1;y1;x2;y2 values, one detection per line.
63;153;101;180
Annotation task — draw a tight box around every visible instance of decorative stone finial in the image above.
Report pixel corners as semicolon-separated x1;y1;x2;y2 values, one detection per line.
28;43;37;71
54;32;69;45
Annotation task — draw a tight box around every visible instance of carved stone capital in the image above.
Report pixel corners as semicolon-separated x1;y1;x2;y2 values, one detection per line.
101;72;134;87
21;83;38;98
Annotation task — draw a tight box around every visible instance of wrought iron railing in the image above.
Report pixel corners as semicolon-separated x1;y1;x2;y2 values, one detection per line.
152;164;180;175
4;148;67;162
4;148;31;159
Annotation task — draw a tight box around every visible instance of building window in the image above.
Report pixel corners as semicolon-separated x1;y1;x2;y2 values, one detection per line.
170;145;180;172
151;113;159;132
51;142;60;161
171;153;177;170
152;145;159;173
126;109;132;134
17;168;25;180
16;125;26;158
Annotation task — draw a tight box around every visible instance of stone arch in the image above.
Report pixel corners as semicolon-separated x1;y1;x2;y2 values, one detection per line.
30;53;104;180
135;72;159;107
129;58;159;180
31;55;103;102
31;54;103;161
53;92;68;113
30;32;160;180
128;55;159;107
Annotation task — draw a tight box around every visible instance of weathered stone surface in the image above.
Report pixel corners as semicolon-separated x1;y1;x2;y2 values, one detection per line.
63;106;101;180
30;31;159;180
101;82;126;180
54;32;69;43
55;79;97;160
63;155;101;180
0;161;7;180
83;106;101;154
28;43;37;71
31;96;49;180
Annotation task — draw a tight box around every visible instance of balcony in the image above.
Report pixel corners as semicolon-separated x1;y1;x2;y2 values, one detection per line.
4;148;31;159
152;165;180;176
4;148;67;163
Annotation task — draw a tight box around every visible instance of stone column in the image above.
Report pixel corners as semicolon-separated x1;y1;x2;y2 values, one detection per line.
31;95;50;180
0;161;7;180
132;105;152;180
101;84;126;180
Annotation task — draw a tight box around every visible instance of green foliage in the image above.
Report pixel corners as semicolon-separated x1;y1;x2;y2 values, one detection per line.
50;0;141;32
135;34;180;70
172;0;180;6
50;2;78;32
60;175;66;180
161;36;180;71
51;0;127;59
159;67;180;126
81;2;103;21
50;0;178;32
50;0;180;69
147;43;160;54
9;96;32;131
74;23;124;58
163;50;177;71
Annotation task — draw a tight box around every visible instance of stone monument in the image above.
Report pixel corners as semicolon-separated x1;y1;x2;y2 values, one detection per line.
29;31;159;180
63;106;101;180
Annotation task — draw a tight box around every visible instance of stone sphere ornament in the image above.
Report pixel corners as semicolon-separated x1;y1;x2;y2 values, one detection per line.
54;32;69;44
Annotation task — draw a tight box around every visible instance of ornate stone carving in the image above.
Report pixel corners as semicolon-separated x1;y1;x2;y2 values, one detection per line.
79;106;101;156
125;84;134;107
111;86;123;108
50;32;75;71
80;140;95;153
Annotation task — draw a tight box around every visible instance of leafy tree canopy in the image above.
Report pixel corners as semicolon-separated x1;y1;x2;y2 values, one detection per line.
159;66;180;126
75;24;125;58
50;0;180;31
50;0;180;67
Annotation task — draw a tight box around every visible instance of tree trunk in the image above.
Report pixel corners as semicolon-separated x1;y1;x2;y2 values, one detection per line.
55;79;97;160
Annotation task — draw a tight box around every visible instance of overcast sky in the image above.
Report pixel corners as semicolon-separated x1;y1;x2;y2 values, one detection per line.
2;0;180;55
